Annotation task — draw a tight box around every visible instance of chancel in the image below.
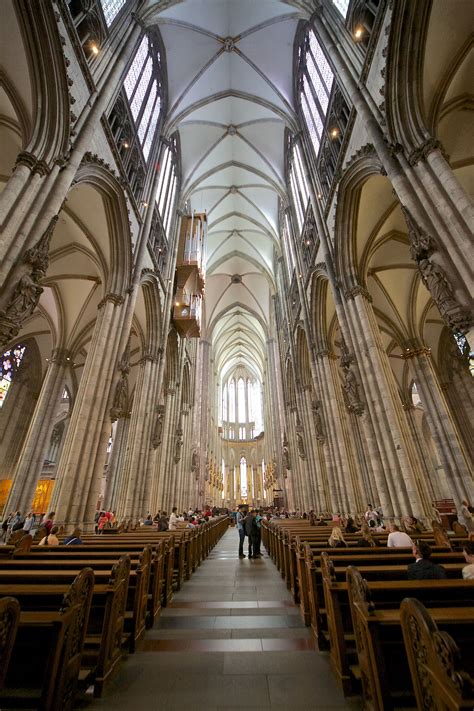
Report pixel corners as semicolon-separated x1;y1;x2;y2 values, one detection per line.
0;0;473;709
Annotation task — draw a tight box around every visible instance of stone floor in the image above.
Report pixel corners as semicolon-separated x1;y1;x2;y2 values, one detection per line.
80;528;361;710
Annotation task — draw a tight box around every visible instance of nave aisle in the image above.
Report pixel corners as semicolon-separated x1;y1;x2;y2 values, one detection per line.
80;528;359;710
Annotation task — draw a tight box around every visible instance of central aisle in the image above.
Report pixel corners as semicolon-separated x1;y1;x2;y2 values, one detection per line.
82;527;358;710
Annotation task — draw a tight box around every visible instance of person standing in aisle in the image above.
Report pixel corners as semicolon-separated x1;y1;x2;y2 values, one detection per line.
237;504;247;558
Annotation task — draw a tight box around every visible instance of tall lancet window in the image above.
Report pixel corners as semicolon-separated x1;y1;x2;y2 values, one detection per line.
330;0;350;18
228;379;236;423
238;377;246;423
100;0;127;26
222;383;228;422
247;379;253;422
299;30;334;158
156;140;178;238
240;457;248;499
0;344;26;409
288;141;310;234
123;35;162;161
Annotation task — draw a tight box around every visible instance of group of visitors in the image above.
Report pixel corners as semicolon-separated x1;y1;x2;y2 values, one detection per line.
1;510;55;541
236;505;263;559
137;506;218;532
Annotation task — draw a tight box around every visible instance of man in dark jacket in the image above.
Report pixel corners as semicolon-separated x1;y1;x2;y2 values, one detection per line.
244;509;259;559
407;540;447;580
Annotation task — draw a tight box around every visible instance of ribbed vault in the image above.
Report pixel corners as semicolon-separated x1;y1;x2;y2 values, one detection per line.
147;0;301;392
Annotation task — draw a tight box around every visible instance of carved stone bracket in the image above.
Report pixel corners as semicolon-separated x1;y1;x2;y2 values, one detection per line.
0;215;59;351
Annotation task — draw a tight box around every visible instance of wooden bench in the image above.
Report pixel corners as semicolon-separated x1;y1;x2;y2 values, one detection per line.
401;597;474;711
0;567;94;711
347;567;474;709
0;596;20;689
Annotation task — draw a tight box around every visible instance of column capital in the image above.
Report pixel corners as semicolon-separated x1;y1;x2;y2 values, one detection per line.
97;293;125;309
406;137;449;167
15;150;50;176
344;284;372;302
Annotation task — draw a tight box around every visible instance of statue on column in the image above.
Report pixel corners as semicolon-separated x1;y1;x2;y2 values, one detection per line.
110;342;130;422
151;404;165;449
174;427;183;463
418;258;472;332
282;434;291;471
191;447;199;473
339;337;365;415
312;400;325;443
296;419;306;460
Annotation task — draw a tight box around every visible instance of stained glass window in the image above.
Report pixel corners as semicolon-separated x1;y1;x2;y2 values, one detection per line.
228;379;235;422
156;143;178;239
247;379;253;421
288;142;309;235
240;457;248;499
100;0;127;27
331;0;350;19
222;383;228;421
0;344;26;409
123;35;162;162
238;378;246;423
300;30;335;159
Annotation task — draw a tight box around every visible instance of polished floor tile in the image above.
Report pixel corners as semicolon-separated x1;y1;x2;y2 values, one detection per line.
81;527;357;710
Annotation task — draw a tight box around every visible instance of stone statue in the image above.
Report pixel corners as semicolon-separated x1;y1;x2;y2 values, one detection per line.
174;428;183;463
151;405;165;449
191;447;199;472
341;362;365;415
282;434;291;470
296;423;306;460
312;400;325;442
110;373;128;422
110;342;131;422
418;258;472;332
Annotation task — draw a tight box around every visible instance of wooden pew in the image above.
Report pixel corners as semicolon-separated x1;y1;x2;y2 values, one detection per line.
347;567;474;709
12;543;165;627
0;567;94;711
401;598;474;711
0;596;20;689
0;546;151;653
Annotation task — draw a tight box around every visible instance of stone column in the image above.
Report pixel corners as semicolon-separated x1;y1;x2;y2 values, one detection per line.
403;404;445;500
119;354;160;518
344;289;431;516
2;348;71;516
102;416;130;513
50;294;126;524
404;345;473;507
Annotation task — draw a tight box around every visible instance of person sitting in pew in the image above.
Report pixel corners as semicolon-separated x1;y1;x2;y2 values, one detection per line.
387;523;413;547
356;523;377;547
407;540;447;579
344;516;359;534
64;527;83;545
39;525;60;546
462;542;474;579
328;526;347;548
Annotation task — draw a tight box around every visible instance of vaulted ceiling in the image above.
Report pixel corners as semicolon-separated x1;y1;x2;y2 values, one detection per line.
145;0;307;380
